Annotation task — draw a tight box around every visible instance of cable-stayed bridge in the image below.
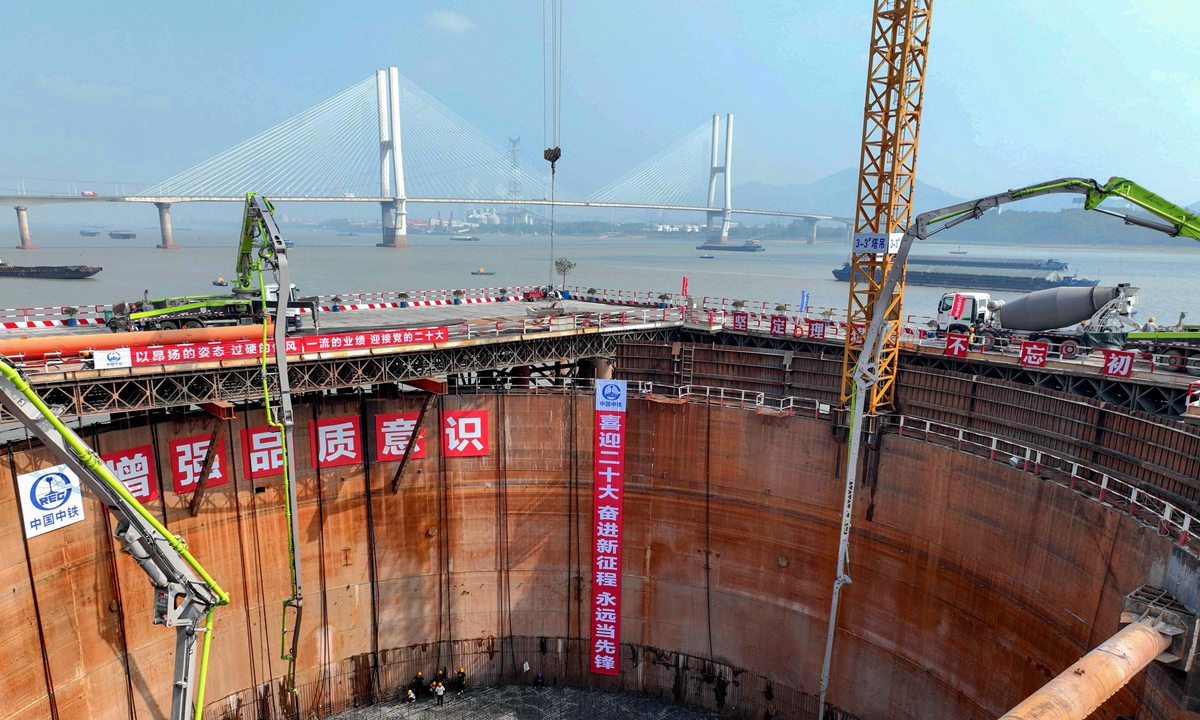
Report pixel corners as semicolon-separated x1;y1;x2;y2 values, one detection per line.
1;67;849;250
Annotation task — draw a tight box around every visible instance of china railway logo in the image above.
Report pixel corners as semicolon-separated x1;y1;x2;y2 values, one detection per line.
602;383;623;402
29;472;73;511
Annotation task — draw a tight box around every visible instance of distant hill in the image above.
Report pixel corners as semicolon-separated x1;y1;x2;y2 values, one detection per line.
735;167;965;218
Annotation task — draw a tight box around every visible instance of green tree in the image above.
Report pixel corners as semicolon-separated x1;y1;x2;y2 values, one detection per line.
554;257;577;287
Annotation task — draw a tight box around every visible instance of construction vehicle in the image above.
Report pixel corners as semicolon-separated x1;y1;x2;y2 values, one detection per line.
936;284;1139;358
935;286;1200;373
106;197;317;332
825;175;1200;716
0;360;229;720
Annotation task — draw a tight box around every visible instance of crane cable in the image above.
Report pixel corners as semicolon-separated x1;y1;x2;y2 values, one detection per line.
543;0;563;288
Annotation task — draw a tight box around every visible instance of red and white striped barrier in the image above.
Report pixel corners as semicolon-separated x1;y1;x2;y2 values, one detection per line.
1;318;106;330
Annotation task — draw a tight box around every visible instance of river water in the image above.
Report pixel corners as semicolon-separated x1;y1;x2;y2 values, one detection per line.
2;229;1197;324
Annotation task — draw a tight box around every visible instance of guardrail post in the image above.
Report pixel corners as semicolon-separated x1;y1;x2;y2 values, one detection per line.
989;437;998;462
1099;475;1110;504
1180;514;1191;547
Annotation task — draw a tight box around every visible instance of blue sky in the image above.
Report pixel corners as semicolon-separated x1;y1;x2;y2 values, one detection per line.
2;0;1198;207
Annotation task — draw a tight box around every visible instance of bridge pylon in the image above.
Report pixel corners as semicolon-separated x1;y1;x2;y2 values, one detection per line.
701;114;733;247
377;67;410;248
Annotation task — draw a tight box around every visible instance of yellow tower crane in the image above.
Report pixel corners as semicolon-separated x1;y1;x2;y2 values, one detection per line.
839;0;933;414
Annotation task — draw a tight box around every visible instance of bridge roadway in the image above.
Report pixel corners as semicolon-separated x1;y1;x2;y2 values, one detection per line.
0;194;849;223
3;296;1195;420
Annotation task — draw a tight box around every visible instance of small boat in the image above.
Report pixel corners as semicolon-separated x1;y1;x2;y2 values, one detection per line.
471;267;496;276
284;239;294;248
450;235;480;242
109;230;137;239
212;276;229;287
79;229;101;237
950;246;968;255
699;254;715;259
336;231;359;237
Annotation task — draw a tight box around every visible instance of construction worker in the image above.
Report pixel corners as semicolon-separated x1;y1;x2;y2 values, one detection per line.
435;681;446;706
411;671;424;697
404;688;416;704
456;667;466;695
1143;316;1159;332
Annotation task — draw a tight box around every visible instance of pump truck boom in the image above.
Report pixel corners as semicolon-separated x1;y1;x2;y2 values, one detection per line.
232;193;305;694
820;176;1200;711
106;198;318;333
0;360;229;720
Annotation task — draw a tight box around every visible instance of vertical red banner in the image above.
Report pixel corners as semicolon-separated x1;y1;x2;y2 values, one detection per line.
591;379;627;676
682;276;689;297
951;293;967;319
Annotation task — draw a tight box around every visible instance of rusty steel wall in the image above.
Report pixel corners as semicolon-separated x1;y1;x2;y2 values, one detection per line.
0;393;1189;720
617;341;1200;503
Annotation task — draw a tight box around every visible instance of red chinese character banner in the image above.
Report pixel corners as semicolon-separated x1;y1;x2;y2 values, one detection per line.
944;332;969;358
125;326;449;368
101;444;159;502
591;379;627;675
1019;340;1049;368
770;315;787;336
806;319;826;340
950;293;967;319
441;410;489;458
375;412;426;461
241;426;285;480
731;312;749;331
168;433;229;495
1102;349;1135;378
309;416;363;469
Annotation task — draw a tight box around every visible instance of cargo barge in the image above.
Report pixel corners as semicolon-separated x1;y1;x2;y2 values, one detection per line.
0;260;101;279
832;256;1095;291
695;239;765;252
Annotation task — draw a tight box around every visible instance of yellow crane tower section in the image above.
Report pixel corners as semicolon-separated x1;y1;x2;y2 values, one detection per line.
840;0;933;413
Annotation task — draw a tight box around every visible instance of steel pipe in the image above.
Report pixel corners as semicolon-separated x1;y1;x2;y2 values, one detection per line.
999;621;1170;720
0;322;272;360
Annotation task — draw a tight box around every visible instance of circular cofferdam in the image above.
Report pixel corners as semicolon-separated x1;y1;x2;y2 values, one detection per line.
0;391;1194;720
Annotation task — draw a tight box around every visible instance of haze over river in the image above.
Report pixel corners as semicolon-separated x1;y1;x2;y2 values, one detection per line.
2;229;1197;325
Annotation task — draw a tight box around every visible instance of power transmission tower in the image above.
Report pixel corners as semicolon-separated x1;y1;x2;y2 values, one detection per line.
507;136;526;226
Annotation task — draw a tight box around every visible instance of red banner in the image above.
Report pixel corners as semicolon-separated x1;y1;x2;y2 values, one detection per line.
241;426;285;480
309;416;363;469
375;412;426;461
944;332;969;358
441;410;489;457
101;444;159;502
731;311;749;331
1019;340;1049;368
591;379;627;675
127;326;449;367
168;433;228;495
806;319;826;340
682;276;689;297
950;293;967;320
770;315;787;336
1102;349;1135;378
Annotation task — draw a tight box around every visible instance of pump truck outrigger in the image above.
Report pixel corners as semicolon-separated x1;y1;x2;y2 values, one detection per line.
0;361;230;720
820;176;1200;707
106;198;318;333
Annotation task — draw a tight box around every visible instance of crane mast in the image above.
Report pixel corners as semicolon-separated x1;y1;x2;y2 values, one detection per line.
840;0;933;413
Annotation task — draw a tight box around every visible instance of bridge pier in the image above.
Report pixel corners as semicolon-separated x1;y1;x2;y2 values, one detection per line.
14;206;35;249
155;202;179;249
800;218;818;245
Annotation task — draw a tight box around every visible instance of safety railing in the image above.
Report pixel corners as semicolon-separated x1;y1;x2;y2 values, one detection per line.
891;415;1200;558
